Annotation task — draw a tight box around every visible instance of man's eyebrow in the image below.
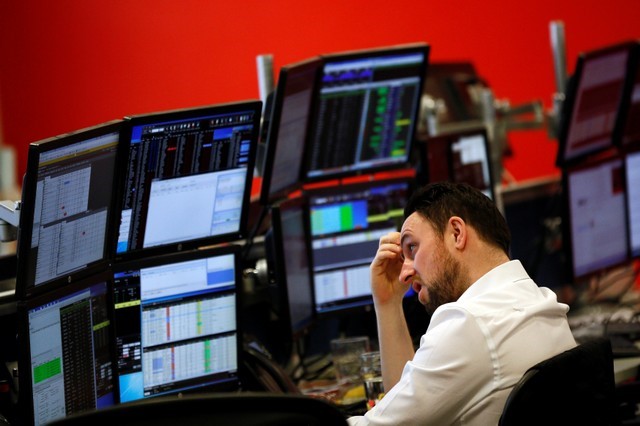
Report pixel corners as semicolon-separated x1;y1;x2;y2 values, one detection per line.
400;233;409;247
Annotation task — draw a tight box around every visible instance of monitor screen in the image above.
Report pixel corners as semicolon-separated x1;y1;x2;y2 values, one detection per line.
557;42;635;165
114;101;261;260
260;57;321;205
418;128;495;200
563;154;628;279
111;245;242;402
306;178;413;315
625;149;640;258
17;272;116;426
266;196;314;339
16;121;121;298
304;43;429;181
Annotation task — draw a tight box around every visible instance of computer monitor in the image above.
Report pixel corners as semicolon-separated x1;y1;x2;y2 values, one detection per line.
265;196;314;340
624;148;640;258
500;176;567;289
16;120;121;299
113;101;261;261
417;128;495;200
421;62;484;131
303;43;430;181
16;271;116;426
557;41;637;166
305;177;413;316
260;57;321;206
111;245;242;403
562;153;629;280
621;45;640;148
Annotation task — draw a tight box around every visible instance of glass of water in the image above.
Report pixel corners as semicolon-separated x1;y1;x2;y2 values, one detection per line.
360;351;384;410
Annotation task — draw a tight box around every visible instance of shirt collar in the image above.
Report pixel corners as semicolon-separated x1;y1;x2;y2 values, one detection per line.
458;259;530;301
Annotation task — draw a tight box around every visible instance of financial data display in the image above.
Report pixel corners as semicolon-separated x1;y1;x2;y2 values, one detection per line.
18;122;120;295
305;44;429;180
111;248;240;402
24;280;115;426
307;180;411;314
115;102;260;258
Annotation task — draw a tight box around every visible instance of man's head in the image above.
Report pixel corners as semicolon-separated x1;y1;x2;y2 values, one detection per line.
399;182;511;313
404;182;510;255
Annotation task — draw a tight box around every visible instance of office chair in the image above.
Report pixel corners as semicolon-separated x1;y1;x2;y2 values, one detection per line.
48;392;349;426
499;337;618;426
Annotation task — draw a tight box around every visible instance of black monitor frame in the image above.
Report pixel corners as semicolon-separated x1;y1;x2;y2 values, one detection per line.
15;120;122;299
420;61;484;133
302;42;430;182
417;127;495;200
561;151;630;281
556;40;638;167
112;101;261;263
624;145;640;259
304;175;416;318
620;41;640;149
110;244;244;403
266;195;315;340
259;57;321;206
16;270;117;426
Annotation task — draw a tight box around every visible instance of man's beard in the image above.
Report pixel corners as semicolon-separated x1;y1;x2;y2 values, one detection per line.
422;248;467;315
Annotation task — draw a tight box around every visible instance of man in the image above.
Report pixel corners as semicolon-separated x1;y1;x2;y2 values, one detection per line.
348;182;576;425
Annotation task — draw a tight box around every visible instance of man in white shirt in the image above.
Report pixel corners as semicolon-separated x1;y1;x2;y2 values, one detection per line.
348;182;576;425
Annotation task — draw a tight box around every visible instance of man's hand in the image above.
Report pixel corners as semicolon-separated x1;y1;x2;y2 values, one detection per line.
370;231;410;306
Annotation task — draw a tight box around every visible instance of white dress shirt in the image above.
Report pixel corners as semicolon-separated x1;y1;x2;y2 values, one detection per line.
348;260;577;426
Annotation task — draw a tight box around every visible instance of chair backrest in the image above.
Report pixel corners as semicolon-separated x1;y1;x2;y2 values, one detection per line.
499;337;618;426
48;392;349;426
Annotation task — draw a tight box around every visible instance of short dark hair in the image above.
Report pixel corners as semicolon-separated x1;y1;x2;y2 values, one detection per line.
404;182;511;255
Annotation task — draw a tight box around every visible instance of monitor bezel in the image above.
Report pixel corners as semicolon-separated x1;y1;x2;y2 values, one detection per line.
556;40;638;167
110;244;244;402
15;120;123;300
417;127;496;200
112;100;261;264
303;175;416;318
16;270;117;426
302;42;430;183
259;57;321;206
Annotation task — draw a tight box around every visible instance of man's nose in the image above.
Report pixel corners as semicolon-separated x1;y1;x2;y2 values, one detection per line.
399;260;414;284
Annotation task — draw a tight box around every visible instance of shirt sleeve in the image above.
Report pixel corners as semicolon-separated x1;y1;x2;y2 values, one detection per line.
348;306;495;426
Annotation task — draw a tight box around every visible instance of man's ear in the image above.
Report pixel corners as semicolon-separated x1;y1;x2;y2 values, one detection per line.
448;216;467;250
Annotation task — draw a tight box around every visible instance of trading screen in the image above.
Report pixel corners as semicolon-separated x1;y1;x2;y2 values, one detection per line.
116;108;256;254
306;49;426;179
112;250;240;402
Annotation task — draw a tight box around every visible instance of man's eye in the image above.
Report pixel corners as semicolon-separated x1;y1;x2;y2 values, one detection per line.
403;244;415;259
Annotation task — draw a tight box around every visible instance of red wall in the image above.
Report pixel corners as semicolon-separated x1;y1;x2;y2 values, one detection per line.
1;0;638;187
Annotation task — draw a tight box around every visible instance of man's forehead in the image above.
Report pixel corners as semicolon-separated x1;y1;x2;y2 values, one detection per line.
400;212;424;238
401;212;440;240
